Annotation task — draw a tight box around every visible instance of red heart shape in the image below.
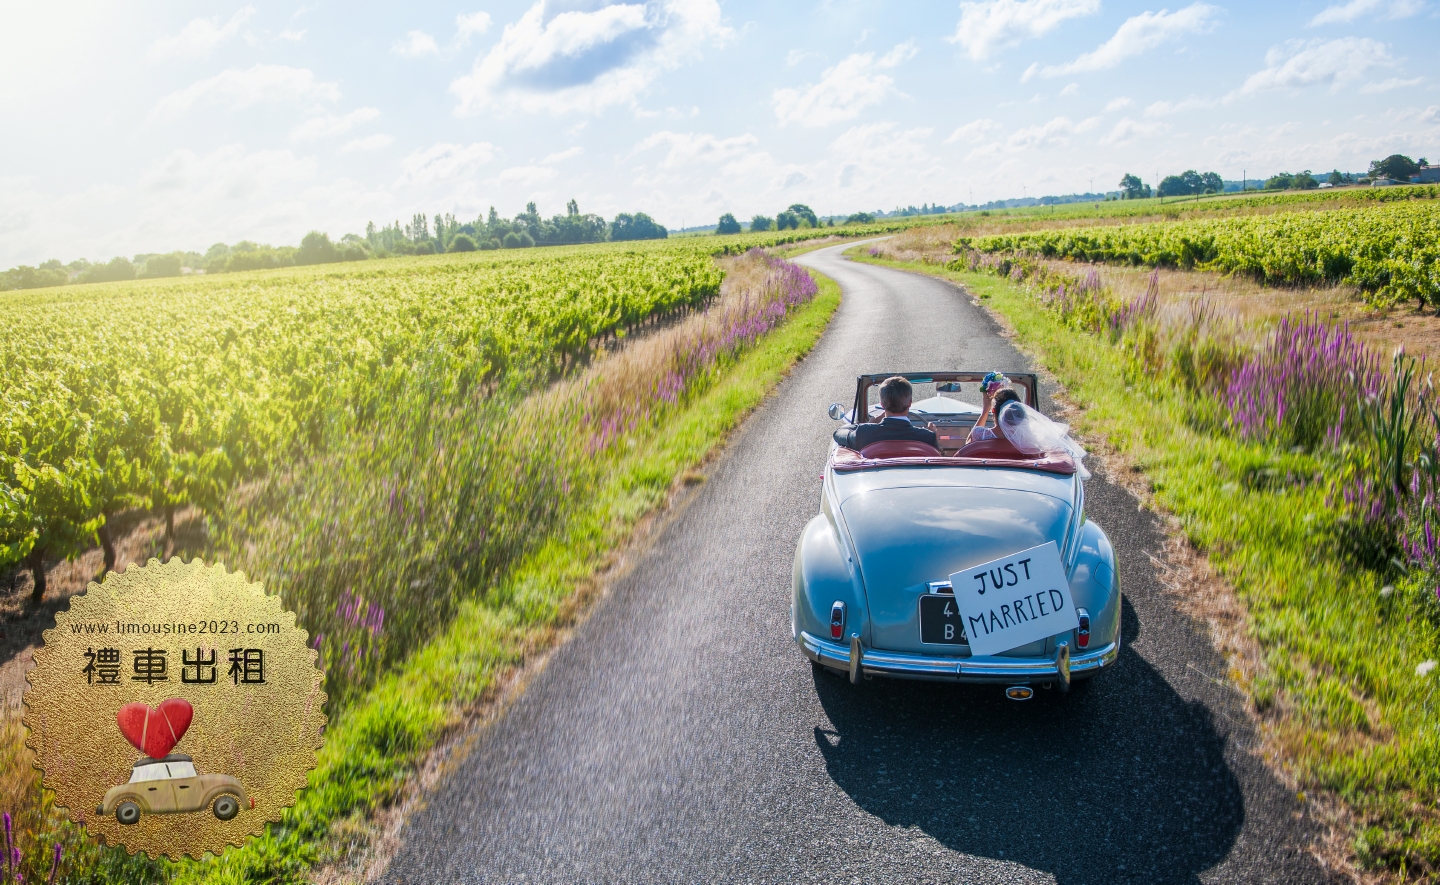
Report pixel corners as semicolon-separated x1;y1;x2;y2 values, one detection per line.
116;699;194;759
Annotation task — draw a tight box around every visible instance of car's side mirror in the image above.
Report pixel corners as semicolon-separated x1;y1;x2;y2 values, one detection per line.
828;402;847;421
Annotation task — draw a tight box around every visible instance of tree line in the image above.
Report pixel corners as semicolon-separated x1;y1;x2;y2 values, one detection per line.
713;203;882;235
1114;154;1431;201
0;200;668;292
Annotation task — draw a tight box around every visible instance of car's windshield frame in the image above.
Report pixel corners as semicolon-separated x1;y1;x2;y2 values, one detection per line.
849;371;1040;425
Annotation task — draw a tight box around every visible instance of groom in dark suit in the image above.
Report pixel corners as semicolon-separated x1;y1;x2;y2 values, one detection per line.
833;376;939;450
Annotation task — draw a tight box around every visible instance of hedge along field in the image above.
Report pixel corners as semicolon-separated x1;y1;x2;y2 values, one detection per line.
858;229;1440;880
960;197;1440;309
2;241;839;884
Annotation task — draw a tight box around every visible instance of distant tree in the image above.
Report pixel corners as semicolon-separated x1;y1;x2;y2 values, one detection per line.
845;212;874;224
776;210;800;230
786;203;818;227
483;238;502;250
750;214;774;232
545;200;608;244
79;256;136;284
1;264;67;290
610;212;668;241
1264;172;1294;190
415;241;436;255
1119;173;1147;200
138;254;183;278
1157;175;1189;197
1292;170;1319;190
502;231;523;249
296;231;342;265
715;213;742;235
449;234;477;252
1369;154;1419;181
1327;169;1345;186
1200;172;1223;194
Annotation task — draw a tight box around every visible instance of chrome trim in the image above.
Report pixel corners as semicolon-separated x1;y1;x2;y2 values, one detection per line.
800;631;1119;684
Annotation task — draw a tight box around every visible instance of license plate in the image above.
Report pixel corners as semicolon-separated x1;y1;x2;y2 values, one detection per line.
919;594;968;645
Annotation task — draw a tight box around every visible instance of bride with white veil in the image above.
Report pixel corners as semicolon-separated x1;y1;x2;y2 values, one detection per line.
996;401;1091;479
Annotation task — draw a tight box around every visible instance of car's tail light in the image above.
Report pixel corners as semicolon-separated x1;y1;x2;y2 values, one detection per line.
1076;608;1090;649
830;601;846;640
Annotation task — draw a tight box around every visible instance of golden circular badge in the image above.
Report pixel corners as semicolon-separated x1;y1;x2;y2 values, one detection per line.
23;558;326;859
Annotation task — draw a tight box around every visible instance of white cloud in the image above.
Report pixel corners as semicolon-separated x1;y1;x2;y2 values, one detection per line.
394;30;441;57
944;118;1001;144
398;142;497;185
1105;96;1133;111
786;48;819;66
138;144;315;198
542;147;584;163
830;122;935;187
1024;3;1219;80
148;7;255;61
496;165;558;185
772;42;917;127
395;12;491;57
1059;82;1080;96
1235;37;1395;96
635;131;758;167
1006;115;1098;149
451;0;732;116
1360;76;1424;94
1100;117;1167;145
291;107;381;141
149;65;340;119
341;134;394;153
1145;96;1215;115
456;11;493;42
1308;0;1425;26
279;29;306;41
948;0;1100;61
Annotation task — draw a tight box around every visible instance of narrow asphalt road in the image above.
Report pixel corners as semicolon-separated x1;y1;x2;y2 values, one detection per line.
386;243;1328;884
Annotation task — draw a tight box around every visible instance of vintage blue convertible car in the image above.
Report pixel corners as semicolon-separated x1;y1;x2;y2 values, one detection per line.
792;371;1120;698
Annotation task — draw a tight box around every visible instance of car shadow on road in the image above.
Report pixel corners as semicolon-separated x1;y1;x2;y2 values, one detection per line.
812;599;1246;885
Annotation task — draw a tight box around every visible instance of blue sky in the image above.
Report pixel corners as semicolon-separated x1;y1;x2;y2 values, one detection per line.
2;0;1437;265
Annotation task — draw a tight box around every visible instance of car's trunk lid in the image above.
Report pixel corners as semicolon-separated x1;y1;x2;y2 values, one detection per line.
838;484;1072;655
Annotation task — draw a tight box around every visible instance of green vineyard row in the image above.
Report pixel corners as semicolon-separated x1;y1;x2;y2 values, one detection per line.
0;226;913;589
958;198;1440;307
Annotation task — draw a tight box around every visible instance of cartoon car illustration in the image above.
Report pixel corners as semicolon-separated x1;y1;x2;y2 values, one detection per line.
96;755;251;825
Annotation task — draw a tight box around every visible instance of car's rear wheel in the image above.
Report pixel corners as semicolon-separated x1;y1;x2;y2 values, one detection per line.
115;801;141;826
212;795;240;821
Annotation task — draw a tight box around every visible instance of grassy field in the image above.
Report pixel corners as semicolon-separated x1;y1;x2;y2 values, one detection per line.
855;223;1440;879
2;243;841;883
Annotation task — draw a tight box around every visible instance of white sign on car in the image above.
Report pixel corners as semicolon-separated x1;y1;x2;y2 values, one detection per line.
948;541;1079;656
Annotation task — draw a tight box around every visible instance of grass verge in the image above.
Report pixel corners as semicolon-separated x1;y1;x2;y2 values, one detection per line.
165;271;841;884
852;250;1440;880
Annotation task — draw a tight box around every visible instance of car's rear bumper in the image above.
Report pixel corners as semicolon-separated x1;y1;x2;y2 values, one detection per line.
799;630;1119;684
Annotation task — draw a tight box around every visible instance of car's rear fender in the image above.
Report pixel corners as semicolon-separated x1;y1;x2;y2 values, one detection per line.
793;513;870;646
1068;519;1121;648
